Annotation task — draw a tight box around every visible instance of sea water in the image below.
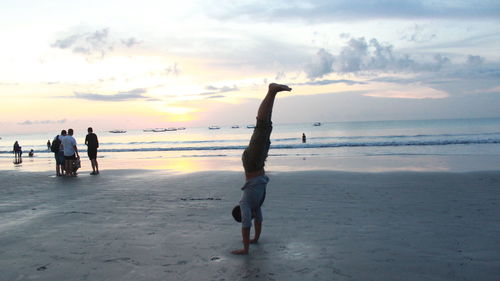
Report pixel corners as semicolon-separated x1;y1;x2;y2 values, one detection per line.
1;118;500;172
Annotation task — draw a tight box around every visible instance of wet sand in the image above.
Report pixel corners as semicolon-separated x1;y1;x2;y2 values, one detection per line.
0;169;499;280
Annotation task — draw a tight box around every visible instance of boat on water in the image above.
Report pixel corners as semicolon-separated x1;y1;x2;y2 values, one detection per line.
246;124;256;129
166;127;178;131
177;127;186;130
152;128;167;132
208;125;221;130
109;130;127;133
313;122;322;126
231;125;240;129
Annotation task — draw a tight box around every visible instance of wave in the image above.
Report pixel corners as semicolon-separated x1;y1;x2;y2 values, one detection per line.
104;131;500;146
3;137;498;154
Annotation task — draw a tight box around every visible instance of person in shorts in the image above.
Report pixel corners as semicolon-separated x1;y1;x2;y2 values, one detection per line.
54;130;66;176
62;128;80;176
85;127;99;175
231;83;292;255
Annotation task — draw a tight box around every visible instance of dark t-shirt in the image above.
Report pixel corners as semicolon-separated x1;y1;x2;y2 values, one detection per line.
85;133;99;149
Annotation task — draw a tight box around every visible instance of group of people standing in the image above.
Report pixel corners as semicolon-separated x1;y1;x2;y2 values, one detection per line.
12;142;35;164
13;141;22;164
52;127;99;177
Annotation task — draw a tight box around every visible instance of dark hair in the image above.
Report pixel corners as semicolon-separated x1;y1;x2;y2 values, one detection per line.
68;128;74;135
88;127;93;133
61;130;67;135
232;205;242;223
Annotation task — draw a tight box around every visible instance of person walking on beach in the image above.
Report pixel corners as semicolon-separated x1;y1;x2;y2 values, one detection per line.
62;128;80;176
47;139;51;150
85;127;99;175
231;83;292;255
52;130;66;176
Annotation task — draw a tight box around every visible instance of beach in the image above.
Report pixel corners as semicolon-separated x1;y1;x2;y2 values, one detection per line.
1;118;500;280
1;167;499;281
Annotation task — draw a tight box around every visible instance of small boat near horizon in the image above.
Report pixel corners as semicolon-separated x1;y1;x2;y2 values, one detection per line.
152;128;167;132
246;124;256;129
208;125;221;130
313;122;322;126
231;125;240;129
109;130;127;133
177;127;186;130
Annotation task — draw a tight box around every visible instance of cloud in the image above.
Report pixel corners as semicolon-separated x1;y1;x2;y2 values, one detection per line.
18;119;67;125
199;85;239;96
363;87;449;99
164;63;180;76
74;88;149;101
52;28;111;58
147;63;181;77
466;55;484;67
305;49;335;79
121;37;142;47
400;24;437;43
206;1;500;22
294;79;367;86
305;37;461;78
51;28;143;58
206;95;226;99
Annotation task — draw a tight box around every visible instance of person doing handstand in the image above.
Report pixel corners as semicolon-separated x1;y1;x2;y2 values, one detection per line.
231;83;292;255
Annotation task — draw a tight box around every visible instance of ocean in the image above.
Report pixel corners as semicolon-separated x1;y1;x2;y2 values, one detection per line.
2;118;500;172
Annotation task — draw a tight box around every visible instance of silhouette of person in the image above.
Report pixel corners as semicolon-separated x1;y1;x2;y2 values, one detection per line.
85;127;100;175
47;140;51;150
54;130;66;176
231;83;292;255
302;133;306;143
28;149;34;157
13;141;22;163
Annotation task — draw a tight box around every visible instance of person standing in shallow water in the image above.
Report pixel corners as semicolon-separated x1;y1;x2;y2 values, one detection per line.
13;141;22;163
231;83;292;255
85;127;99;175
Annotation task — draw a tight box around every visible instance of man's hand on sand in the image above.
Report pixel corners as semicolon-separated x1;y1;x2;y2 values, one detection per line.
269;83;292;93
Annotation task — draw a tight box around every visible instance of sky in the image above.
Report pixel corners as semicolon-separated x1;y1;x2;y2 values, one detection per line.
1;0;500;134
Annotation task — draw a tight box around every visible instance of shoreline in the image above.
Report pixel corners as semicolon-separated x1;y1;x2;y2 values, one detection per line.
2;153;500;174
1;169;499;280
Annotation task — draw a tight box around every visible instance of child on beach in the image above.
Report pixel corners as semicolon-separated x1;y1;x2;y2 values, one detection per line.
231;83;292;255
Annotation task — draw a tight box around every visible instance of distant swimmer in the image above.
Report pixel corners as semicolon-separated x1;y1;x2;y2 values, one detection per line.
231;83;292;255
28;149;34;157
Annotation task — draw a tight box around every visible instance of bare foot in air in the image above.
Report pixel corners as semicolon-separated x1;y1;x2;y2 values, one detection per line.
269;83;292;93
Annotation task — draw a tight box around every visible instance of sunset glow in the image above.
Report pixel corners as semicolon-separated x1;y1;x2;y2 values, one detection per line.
1;0;499;134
